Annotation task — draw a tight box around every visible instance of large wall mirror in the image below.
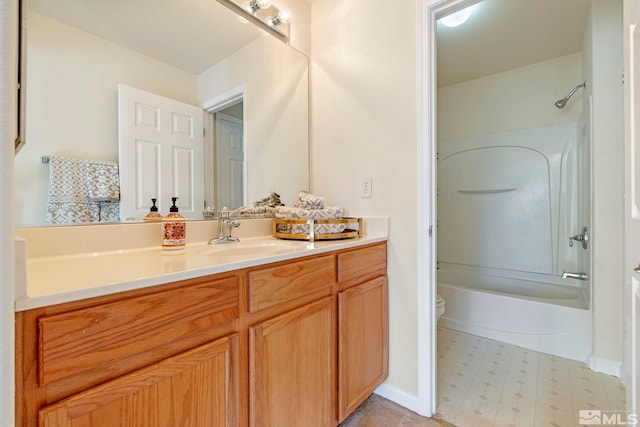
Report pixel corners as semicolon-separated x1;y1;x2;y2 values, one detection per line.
15;0;309;227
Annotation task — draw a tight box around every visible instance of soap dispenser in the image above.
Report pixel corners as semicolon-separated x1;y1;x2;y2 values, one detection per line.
162;197;186;250
143;198;162;222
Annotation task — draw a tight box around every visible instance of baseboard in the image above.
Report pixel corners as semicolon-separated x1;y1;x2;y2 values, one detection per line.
374;382;420;414
588;355;622;378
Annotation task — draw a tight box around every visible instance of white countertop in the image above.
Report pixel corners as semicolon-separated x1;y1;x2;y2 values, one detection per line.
15;234;387;312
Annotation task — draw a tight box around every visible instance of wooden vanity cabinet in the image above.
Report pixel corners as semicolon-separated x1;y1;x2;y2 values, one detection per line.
246;255;337;427
39;335;240;427
250;297;336;427
16;242;388;427
336;244;389;423
15;273;244;427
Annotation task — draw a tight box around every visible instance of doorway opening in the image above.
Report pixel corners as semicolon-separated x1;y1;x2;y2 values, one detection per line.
418;0;626;423
203;91;246;212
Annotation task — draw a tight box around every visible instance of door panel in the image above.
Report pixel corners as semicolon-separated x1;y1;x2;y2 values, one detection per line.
39;337;237;427
215;113;244;210
119;84;203;219
249;297;336;427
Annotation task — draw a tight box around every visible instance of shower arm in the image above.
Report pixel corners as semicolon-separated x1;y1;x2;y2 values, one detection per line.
564;82;586;100
554;82;586;109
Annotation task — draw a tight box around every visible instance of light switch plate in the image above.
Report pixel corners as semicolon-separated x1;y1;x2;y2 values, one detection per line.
361;177;372;198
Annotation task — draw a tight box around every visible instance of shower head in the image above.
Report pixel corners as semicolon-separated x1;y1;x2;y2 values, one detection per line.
554;82;586;109
554;98;568;109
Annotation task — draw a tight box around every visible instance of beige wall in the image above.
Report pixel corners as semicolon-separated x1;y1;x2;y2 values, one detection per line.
438;53;584;140
310;0;420;397
197;35;309;207
310;0;626;404
16;12;198;226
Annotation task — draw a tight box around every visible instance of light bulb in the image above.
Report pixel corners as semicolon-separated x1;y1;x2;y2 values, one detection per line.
242;0;271;15
244;0;270;14
269;11;289;27
277;11;290;24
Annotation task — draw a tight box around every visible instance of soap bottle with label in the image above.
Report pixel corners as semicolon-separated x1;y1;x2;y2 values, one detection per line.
143;198;162;222
162;197;186;250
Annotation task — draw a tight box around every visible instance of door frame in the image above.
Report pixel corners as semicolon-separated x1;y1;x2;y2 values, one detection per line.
419;0;636;418
214;111;245;210
416;0;513;416
202;85;246;212
624;0;640;415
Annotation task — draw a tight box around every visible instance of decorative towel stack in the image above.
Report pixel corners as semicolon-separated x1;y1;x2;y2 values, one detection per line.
275;191;346;234
46;156;120;224
253;192;284;208
235;192;284;218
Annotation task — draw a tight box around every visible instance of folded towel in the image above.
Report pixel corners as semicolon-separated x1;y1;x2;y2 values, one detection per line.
275;205;346;234
253;192;283;208
235;206;277;218
293;191;325;210
86;160;120;202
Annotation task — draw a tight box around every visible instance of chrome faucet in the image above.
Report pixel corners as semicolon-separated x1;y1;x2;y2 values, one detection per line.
208;207;240;244
561;271;588;281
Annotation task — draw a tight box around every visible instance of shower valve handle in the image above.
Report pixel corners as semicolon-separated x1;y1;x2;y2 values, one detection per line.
569;226;589;249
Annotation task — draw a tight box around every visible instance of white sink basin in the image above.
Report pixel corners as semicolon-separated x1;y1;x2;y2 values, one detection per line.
195;240;309;258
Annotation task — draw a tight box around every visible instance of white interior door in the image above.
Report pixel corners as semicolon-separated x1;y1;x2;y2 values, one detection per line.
118;84;204;219
625;0;640;415
215;113;244;210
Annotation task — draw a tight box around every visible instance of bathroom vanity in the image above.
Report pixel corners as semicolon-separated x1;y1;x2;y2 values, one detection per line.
14;224;388;427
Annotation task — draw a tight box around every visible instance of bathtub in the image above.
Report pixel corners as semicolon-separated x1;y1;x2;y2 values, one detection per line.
437;267;592;363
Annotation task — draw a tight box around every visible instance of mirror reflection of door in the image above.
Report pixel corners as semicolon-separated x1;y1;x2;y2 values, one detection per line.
118;84;204;220
214;103;244;211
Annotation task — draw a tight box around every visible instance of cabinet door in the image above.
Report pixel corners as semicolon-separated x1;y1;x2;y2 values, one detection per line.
250;297;336;427
39;335;239;427
338;276;388;422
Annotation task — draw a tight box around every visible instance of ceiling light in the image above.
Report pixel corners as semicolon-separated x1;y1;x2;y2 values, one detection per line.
440;5;474;28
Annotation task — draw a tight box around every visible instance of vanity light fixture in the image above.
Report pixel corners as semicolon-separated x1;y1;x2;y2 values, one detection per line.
216;0;290;43
244;0;272;14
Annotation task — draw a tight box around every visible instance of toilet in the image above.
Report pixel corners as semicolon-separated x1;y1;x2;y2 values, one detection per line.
436;294;445;321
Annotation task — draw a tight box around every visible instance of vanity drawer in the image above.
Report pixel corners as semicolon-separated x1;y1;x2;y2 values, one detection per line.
337;243;387;289
38;276;239;386
248;255;335;313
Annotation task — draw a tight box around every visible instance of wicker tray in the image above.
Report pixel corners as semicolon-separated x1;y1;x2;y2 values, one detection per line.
272;217;362;241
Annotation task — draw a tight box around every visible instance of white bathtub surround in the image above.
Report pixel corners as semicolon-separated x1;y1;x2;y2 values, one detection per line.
438;266;592;363
437;327;626;427
437;122;593;364
438;123;586;280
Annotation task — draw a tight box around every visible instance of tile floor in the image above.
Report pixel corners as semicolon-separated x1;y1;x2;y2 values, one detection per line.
339;393;454;427
436;327;627;427
340;328;626;426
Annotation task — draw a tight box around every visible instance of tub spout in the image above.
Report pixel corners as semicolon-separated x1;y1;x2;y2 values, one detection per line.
561;271;588;281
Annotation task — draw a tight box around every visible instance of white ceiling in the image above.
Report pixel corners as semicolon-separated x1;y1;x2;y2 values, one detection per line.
437;0;592;87
29;0;264;74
